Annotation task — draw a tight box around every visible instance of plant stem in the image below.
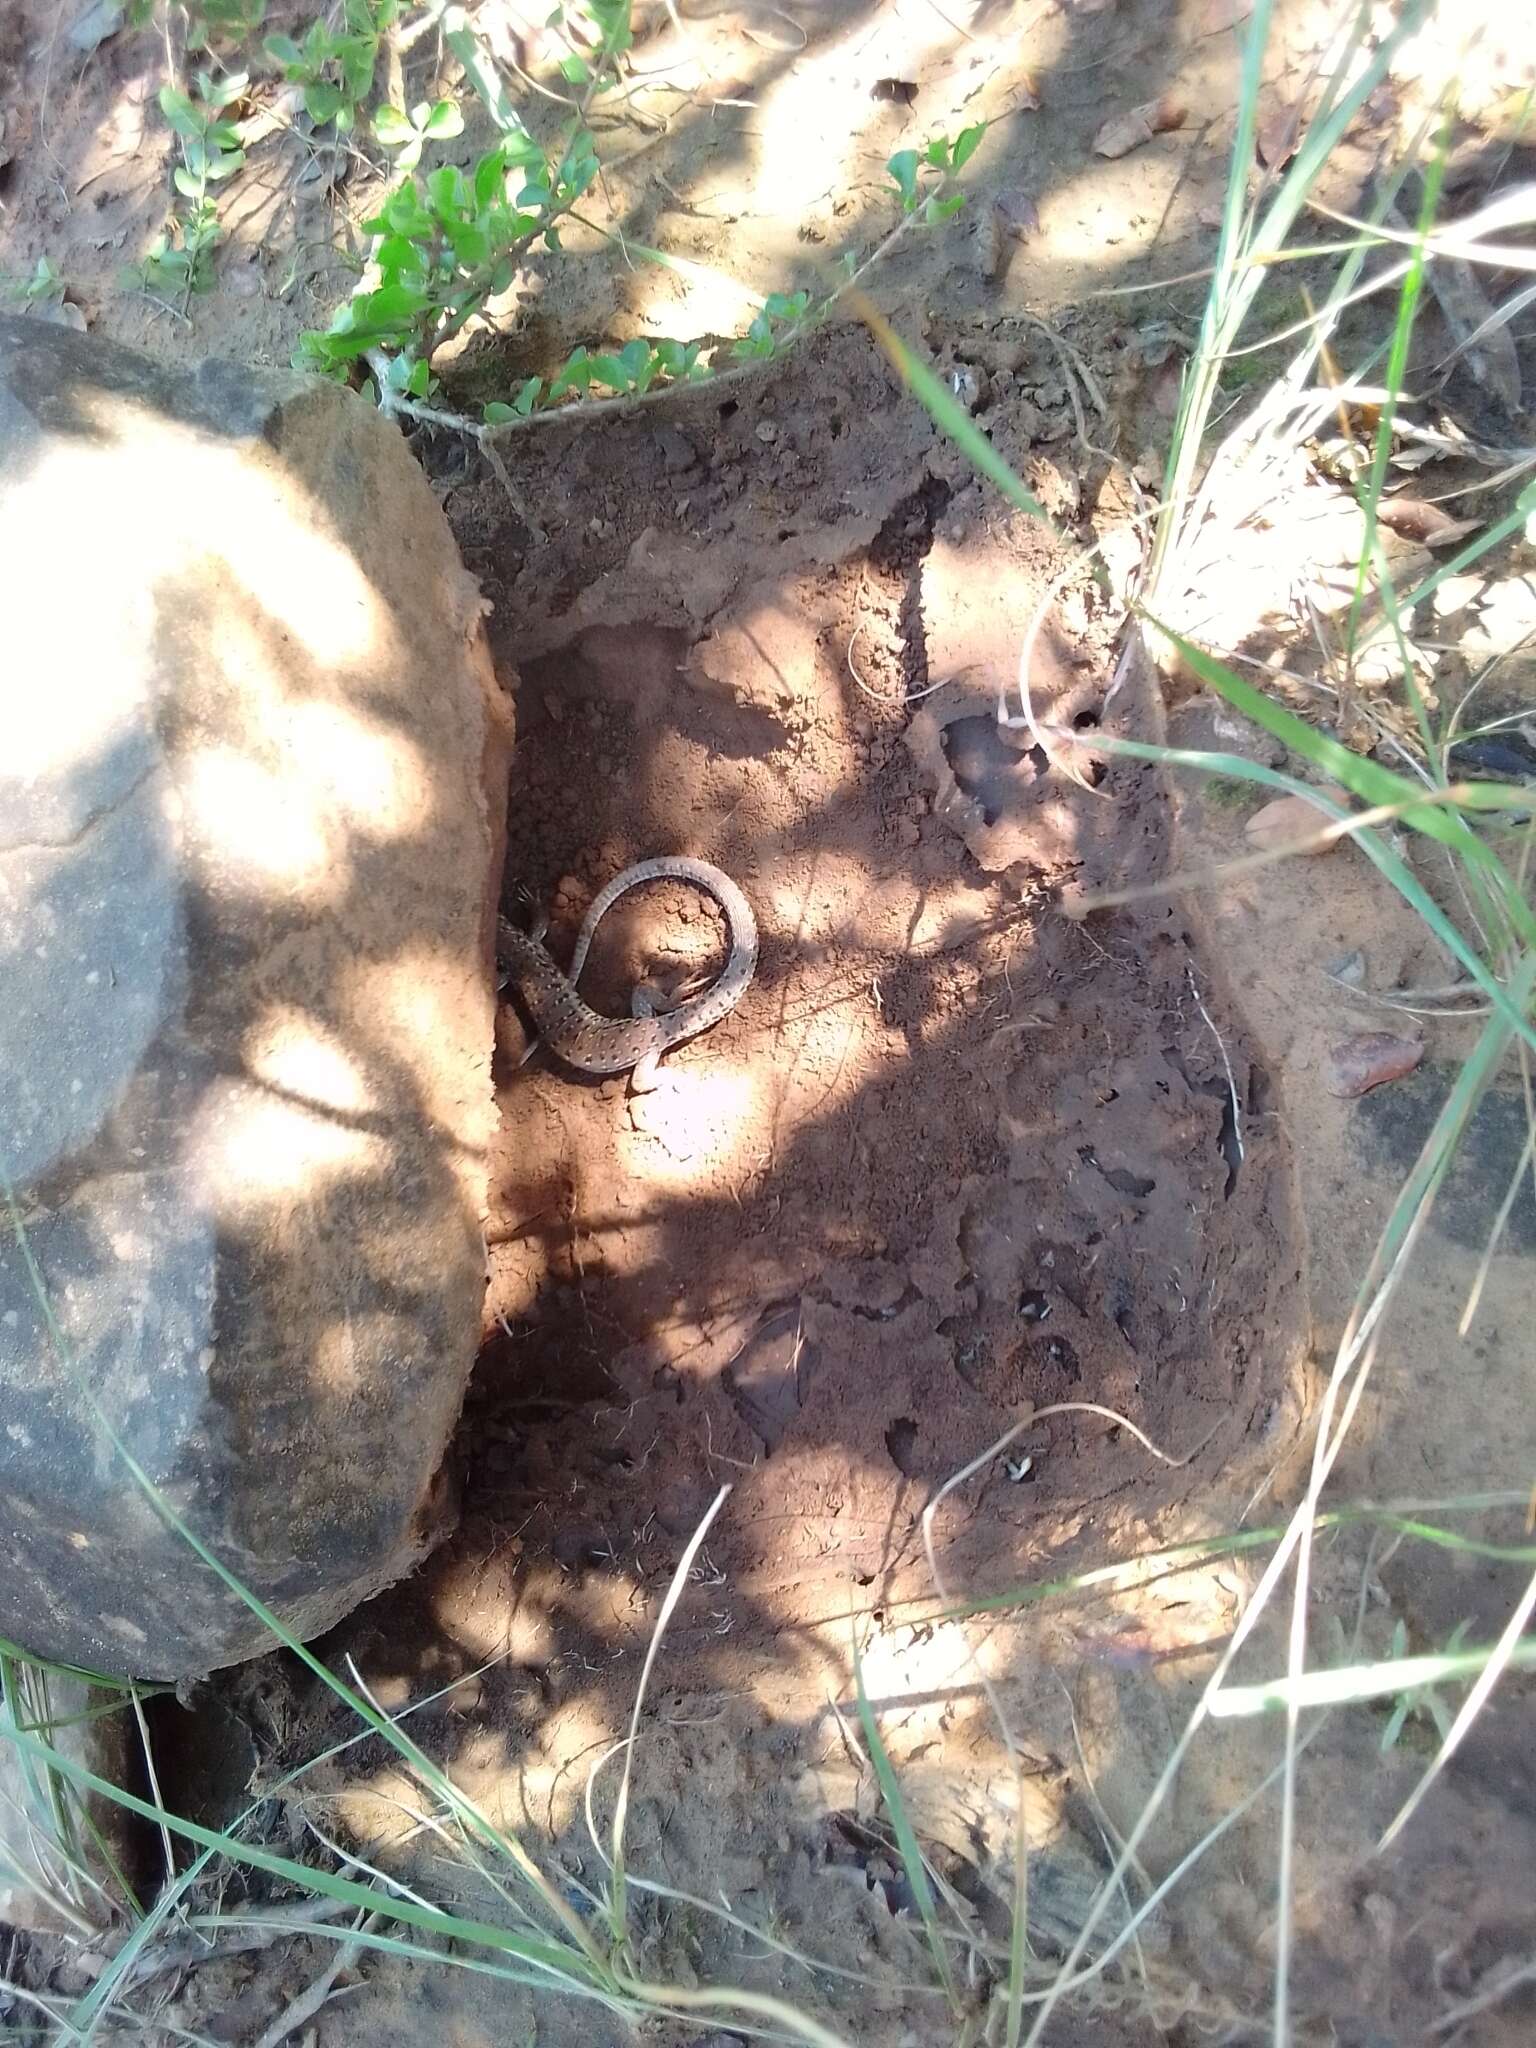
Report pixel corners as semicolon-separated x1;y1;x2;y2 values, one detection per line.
480;186;933;438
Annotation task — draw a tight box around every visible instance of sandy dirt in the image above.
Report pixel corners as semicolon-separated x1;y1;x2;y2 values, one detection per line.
5;0;1536;2043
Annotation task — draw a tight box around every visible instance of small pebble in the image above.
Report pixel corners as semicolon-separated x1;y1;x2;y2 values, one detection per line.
1324;1032;1423;1098
1324;949;1366;987
1245;793;1338;855
754;419;778;444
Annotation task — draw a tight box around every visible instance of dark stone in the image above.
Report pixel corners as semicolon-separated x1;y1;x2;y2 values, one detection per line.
0;318;514;1678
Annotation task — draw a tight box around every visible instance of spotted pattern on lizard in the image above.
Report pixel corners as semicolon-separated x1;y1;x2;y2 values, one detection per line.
497;857;758;1083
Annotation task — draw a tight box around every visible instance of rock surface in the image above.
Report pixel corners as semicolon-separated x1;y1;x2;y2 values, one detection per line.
0;318;513;1678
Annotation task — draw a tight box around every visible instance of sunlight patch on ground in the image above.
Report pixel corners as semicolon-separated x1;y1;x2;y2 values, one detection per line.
196;1072;386;1207
243;1006;376;1118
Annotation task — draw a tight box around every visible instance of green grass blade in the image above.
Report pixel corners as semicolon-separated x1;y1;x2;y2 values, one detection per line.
1346;114;1451;672
0;1713;607;1979
850;1632;960;2014
1211;1638;1536;1717
853;295;1054;529
608;1485;730;1953
1140;622;1536;952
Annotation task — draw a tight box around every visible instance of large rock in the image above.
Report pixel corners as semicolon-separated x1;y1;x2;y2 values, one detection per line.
0;319;513;1679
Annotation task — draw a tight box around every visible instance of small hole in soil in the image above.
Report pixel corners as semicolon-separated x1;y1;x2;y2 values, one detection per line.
885;1416;920;1475
1039;1335;1081;1384
1018;1289;1051;1323
1073;708;1100;729
718;398;739;419
1078;1144;1155;1200
942;716;1051;828
1217;1088;1241;1197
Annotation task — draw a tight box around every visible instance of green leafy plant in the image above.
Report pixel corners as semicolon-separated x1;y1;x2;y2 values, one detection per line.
1378;1618;1472;1751
886;124;986;224
3;255;67;306
264;0;398;133
554;0;634;93
185;0;266;48
297;122;595;391
126;0;265;35
137;70;248;298
731;288;811;362
296;0;986;425
465;125;985;423
373;95;464;173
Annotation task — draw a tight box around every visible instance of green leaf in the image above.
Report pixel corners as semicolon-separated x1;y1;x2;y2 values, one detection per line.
588;352;631;391
360;277;430;327
304;80;345;124
205;147;246;180
547;345;591;399
852;1635;960;2012
380;182;432;235
558;53;590;83
923;136;950;169
483;401;518;424
886;147;919;208
473;147;508;207
654;339;702;379
158;86;204;138
373;104;414;144
426;163;468;219
444;18;524;136
24;255;63;300
406;356;431;398
441;219;489;267
513;375;541;415
951;119;988;168
923;191;965;224
423;97;464;138
339;35;377;102
542;224;562;252
373;234;425;280
172;165;203;198
618;337;652;378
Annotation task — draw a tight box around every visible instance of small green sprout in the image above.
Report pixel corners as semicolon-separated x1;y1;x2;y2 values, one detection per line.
373;97;465;174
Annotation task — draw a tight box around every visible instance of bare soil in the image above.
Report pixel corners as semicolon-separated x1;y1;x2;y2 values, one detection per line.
5;0;1536;2043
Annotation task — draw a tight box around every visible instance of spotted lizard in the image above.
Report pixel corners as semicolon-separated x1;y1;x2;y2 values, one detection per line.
497;856;758;1085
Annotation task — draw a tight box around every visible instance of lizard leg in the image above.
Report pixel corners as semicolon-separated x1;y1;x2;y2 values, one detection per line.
623;991;665;1096
514;917;551;1066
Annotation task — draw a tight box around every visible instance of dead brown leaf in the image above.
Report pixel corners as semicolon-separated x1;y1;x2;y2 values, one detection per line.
1375;497;1480;549
1094;95;1186;159
1255;99;1304;169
